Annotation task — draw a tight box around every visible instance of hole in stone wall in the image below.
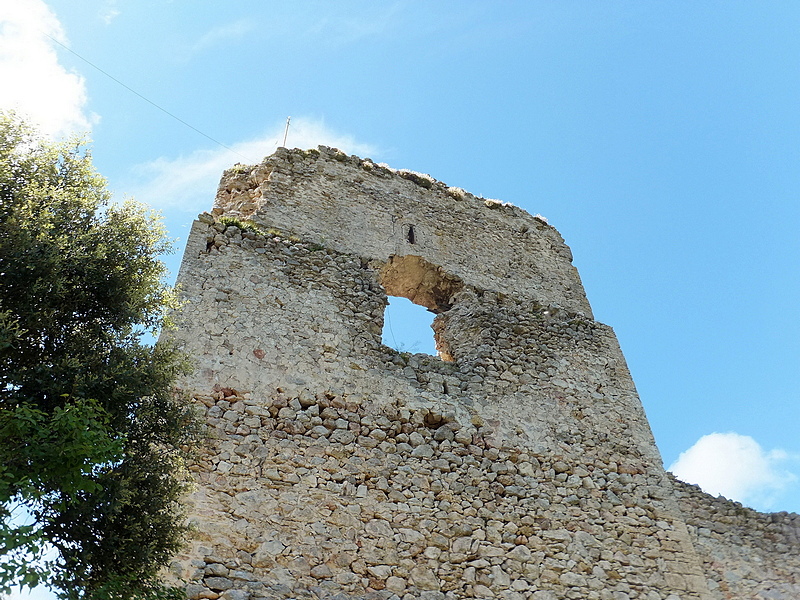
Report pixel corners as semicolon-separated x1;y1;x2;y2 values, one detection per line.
406;225;416;244
379;255;463;313
382;296;436;355
379;255;464;361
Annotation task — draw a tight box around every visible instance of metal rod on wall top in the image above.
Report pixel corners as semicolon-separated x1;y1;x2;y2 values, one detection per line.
282;116;291;147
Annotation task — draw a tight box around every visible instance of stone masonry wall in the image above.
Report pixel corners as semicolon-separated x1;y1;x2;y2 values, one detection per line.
671;477;800;599
214;147;591;317
165;147;798;600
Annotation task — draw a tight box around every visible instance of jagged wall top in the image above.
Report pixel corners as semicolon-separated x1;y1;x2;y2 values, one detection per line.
214;146;593;317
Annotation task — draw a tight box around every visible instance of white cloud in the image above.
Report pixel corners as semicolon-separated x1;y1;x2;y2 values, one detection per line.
669;432;798;509
99;1;121;26
126;117;378;213
5;586;56;600
174;19;255;63
0;0;94;137
192;20;254;53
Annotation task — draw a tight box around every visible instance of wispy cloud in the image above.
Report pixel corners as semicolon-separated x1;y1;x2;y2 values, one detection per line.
0;0;94;137
195;20;253;52
304;4;403;48
99;1;121;25
669;432;798;510
176;19;255;62
126;117;378;213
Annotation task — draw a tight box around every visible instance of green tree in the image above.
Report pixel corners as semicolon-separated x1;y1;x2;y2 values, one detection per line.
0;114;196;599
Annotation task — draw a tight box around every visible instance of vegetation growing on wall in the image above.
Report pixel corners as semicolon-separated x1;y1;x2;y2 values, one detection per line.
218;215;264;235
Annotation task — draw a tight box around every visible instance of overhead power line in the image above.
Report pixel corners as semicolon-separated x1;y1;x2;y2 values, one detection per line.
42;31;255;164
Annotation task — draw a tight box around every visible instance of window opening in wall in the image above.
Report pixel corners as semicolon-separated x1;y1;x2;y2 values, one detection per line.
406;225;416;244
382;296;436;355
379;255;464;362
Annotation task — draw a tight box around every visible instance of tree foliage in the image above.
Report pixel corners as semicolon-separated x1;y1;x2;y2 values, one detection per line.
0;114;196;599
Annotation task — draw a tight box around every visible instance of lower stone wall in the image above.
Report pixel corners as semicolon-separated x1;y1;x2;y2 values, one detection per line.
169;386;710;600
671;476;800;600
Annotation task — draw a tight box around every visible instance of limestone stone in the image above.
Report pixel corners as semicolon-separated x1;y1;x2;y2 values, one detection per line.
408;565;439;590
385;576;407;593
204;577;233;591
367;565;393;580
310;564;332;579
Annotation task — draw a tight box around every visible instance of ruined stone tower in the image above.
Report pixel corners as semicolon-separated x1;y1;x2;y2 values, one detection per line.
167;147;800;600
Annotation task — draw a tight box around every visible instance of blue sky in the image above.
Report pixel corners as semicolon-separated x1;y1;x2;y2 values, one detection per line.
2;2;799;594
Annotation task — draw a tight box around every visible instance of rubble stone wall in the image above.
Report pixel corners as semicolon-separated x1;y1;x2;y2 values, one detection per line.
671;477;800;599
166;147;798;600
213;147;592;317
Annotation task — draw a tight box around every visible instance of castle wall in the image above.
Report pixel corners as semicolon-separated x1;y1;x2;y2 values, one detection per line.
165;148;797;600
213;147;592;317
671;477;800;599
